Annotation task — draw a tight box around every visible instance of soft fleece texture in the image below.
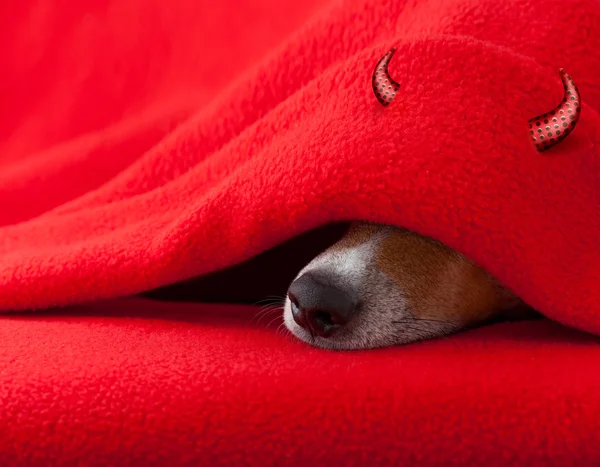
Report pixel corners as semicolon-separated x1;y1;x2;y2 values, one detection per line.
1;0;600;465
2;299;600;466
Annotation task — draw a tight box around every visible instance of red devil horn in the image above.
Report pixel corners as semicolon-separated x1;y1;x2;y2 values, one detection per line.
372;48;400;106
529;69;581;152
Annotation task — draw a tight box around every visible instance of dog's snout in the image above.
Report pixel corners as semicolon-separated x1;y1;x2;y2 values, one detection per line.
287;273;356;337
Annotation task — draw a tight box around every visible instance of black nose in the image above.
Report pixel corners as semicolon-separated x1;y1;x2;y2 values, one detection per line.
287;272;357;338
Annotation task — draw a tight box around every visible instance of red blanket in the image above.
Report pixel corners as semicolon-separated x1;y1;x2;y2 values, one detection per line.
1;0;600;465
1;298;600;466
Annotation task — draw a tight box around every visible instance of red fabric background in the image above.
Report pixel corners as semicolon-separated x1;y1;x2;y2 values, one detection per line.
1;0;600;464
1;298;600;466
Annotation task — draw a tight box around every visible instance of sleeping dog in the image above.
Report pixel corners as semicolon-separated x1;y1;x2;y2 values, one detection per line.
284;222;533;350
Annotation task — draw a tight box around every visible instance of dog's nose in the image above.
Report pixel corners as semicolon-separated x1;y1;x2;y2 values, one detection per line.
287;273;357;337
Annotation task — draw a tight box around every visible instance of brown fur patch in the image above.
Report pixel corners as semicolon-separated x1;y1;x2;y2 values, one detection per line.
372;226;514;327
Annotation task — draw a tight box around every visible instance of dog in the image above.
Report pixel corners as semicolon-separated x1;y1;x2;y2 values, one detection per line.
283;222;533;350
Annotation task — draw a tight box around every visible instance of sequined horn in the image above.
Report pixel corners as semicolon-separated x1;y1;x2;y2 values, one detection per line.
372;48;400;106
529;69;581;152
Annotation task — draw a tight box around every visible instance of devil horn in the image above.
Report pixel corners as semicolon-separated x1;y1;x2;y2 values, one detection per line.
529;69;581;152
372;48;400;106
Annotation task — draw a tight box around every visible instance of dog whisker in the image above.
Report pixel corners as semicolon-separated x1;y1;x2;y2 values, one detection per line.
252;303;284;324
265;314;283;329
275;322;290;336
393;317;454;327
251;309;271;324
253;296;285;307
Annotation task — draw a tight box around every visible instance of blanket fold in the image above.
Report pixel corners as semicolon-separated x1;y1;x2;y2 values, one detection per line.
1;0;599;338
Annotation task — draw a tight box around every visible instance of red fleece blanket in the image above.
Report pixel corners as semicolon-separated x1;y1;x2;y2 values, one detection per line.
1;0;600;465
2;299;600;466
